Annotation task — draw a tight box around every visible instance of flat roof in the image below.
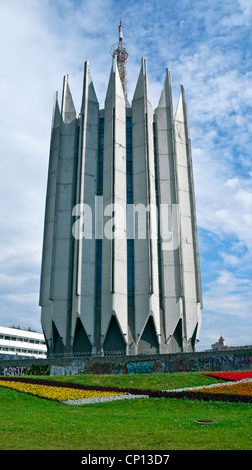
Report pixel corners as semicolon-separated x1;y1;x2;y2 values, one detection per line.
0;326;45;341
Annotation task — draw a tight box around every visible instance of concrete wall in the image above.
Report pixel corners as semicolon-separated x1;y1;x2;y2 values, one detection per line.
1;348;251;376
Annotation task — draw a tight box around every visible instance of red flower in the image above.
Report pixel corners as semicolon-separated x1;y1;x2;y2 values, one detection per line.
201;371;252;381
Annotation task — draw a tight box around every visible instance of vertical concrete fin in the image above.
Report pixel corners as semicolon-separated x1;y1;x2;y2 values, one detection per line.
77;60;99;208
174;85;185;122
133;57;151;105
114;57;126;100
174;85;202;342
102;56;127;343
81;61;98;113
132;57;160;344
105;58;125;105
61;74;76;123
39;92;61;309
52;91;61;129
182;87;203;312
40;92;62;347
71;60;99;346
105;62;115;104
155;70;183;346
177;85;203;309
157;69;173;111
49;75;78;349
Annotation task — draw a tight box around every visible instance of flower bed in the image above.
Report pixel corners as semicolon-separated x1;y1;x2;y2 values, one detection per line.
0;378;127;402
1;375;252;405
201;371;252;381
160;380;252;403
191;381;252;398
178;373;252;403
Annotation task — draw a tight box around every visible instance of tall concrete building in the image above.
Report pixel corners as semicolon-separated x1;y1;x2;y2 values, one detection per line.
39;24;202;356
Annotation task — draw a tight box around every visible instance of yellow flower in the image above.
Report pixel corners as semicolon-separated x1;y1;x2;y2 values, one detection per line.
0;380;126;402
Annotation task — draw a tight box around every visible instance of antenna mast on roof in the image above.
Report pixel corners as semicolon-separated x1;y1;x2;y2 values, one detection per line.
111;20;129;95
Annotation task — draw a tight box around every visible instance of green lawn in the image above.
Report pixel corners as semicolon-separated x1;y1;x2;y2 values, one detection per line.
0;372;251;450
27;370;224;390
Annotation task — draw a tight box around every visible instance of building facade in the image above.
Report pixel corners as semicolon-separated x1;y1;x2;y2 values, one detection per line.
0;326;47;359
40;37;202;356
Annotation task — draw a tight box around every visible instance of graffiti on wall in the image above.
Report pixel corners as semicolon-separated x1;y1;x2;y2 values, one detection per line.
81;351;252;375
1;366;27;376
122;360;174;374
1;350;251;377
178;352;252;372
87;359;166;375
51;361;85;376
233;351;252;368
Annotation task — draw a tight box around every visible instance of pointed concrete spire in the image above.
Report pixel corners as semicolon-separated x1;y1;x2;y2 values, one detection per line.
81;61;98;113
71;59;99;348
102;55;127;347
155;68;183;349
51;91;61;129
105;57;125;104
175;85;186;123
133;57;151;104
39;92;61;310
132;56;160;347
105;62;114;103
61;74;76;123
157;69;173;111
174;84;203;342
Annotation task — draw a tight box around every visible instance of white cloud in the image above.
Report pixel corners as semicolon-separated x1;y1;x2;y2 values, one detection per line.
220;253;242;267
220;0;252;26
199;268;252;348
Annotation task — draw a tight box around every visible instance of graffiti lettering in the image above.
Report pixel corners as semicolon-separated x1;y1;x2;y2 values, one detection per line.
126;360;156;374
51;362;85;376
2;366;26;376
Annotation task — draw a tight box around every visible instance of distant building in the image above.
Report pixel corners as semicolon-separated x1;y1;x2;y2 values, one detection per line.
0;326;47;359
211;336;226;350
211;336;252;351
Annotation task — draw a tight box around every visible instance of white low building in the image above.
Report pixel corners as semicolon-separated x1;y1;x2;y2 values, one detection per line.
0;326;47;359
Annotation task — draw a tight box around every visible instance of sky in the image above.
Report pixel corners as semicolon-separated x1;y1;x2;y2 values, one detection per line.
0;0;251;350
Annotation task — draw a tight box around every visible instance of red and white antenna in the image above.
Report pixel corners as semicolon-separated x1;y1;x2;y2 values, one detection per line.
111;20;129;95
119;19;123;43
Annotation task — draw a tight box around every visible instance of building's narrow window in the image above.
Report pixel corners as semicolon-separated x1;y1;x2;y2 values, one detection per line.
97;117;104;196
126;116;134;307
95;240;102;308
126;116;133;204
95;117;104;307
127;239;134;307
